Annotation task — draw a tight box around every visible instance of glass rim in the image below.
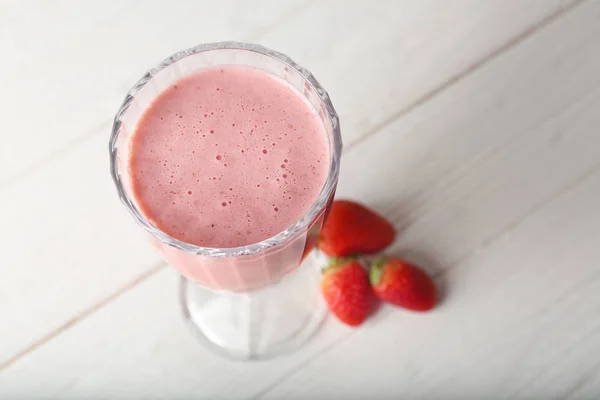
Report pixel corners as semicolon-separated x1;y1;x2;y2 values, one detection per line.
109;41;342;258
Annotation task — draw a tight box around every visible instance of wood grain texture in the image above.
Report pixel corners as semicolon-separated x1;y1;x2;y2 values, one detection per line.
258;0;580;148
1;0;598;398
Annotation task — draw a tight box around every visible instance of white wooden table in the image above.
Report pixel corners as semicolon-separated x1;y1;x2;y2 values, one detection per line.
2;0;600;398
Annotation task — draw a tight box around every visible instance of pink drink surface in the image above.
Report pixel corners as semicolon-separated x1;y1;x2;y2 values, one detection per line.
128;66;329;248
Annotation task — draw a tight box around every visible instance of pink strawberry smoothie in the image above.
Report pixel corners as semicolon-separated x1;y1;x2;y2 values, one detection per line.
127;65;329;289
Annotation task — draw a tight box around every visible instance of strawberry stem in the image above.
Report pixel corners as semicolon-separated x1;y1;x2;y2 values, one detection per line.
323;256;358;274
368;257;388;285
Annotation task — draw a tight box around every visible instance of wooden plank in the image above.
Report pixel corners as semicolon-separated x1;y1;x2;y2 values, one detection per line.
2;1;600;398
258;0;579;147
0;132;162;366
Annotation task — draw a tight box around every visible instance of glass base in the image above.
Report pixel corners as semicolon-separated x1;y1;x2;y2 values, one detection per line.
179;250;328;360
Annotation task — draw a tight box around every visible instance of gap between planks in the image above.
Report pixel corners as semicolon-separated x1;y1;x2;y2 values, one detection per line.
0;262;166;371
344;0;586;154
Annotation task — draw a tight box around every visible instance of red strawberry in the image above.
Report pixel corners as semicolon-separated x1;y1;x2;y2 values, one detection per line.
369;257;436;312
319;200;396;257
321;258;373;326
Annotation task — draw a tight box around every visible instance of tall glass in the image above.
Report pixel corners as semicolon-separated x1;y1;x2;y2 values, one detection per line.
109;42;342;360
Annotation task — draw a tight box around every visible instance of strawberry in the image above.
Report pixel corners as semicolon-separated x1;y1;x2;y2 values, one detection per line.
369;257;436;312
321;258;372;326
318;200;396;257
